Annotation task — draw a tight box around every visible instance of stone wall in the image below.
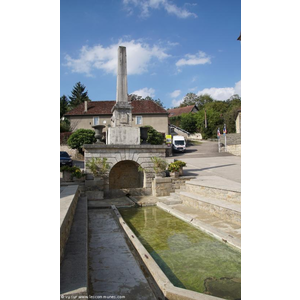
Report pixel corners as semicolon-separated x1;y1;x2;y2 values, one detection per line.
83;144;167;194
60;145;83;160
60;185;80;263
152;176;195;197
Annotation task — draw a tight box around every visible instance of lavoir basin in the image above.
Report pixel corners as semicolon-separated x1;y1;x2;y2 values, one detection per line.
119;206;241;300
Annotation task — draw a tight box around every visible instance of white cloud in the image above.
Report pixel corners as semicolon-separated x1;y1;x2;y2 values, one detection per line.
176;51;211;67
131;87;155;98
171;80;241;107
196;80;241;100
64;40;170;76
171;98;184;107
170;89;181;98
123;0;197;19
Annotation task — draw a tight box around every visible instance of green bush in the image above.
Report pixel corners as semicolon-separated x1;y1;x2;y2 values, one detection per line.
145;126;164;145
60;119;71;132
67;129;96;154
86;157;110;178
151;156;168;173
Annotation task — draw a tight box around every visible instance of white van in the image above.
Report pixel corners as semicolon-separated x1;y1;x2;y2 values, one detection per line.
172;135;186;152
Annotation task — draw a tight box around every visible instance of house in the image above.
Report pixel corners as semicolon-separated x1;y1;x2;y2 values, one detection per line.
64;100;169;135
167;105;199;117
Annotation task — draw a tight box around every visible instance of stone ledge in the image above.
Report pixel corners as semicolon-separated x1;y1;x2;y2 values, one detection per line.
84;144;168;149
60;185;80;262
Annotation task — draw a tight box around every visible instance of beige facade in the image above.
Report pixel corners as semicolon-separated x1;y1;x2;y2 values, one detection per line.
235;112;241;133
69;114;169;135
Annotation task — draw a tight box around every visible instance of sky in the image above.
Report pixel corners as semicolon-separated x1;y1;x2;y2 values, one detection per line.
60;0;241;109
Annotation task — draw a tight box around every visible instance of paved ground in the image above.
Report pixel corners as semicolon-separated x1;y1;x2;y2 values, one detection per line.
170;140;241;183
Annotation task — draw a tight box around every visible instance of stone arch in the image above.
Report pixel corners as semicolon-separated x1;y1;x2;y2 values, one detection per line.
109;160;144;189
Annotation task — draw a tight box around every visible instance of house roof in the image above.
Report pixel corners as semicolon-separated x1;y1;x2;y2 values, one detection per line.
167;105;198;117
65;100;168;116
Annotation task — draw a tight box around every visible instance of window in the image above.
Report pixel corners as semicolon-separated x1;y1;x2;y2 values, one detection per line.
93;117;99;125
136;116;142;125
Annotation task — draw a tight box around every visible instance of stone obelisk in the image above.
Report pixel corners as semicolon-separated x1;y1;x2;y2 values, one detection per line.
107;46;140;144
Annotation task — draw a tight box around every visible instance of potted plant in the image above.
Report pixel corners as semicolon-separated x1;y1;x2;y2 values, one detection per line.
151;156;168;178
86;157;110;179
72;168;86;182
174;160;186;176
60;166;85;182
168;162;181;178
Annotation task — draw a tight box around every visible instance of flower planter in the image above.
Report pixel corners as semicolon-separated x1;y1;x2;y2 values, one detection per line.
92;125;105;143
179;167;183;176
62;171;72;182
170;171;179;178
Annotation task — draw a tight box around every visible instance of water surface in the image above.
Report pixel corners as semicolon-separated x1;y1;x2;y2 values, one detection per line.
120;206;241;300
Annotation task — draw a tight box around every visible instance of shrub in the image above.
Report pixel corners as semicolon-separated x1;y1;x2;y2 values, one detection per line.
145;126;164;145
168;162;181;173
151;156;168;173
174;160;186;167
86;157;110;178
67;129;96;154
60;119;71;132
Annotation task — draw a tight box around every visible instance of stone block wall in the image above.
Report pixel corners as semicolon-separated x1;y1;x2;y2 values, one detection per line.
83;144;167;193
152;176;195;197
60;185;80;263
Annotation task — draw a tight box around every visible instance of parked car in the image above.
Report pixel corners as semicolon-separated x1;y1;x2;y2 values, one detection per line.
60;151;73;167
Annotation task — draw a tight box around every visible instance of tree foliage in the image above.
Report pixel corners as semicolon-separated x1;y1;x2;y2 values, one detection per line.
60;95;69;118
67;129;96;154
170;92;241;139
179;93;214;109
129;94;165;108
68;82;91;109
144;126;164;145
180;113;197;133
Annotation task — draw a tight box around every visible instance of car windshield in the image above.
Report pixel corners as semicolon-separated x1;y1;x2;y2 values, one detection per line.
60;151;70;158
175;141;185;145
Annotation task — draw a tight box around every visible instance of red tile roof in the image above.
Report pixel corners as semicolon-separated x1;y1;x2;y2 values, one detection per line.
65;100;168;116
167;105;198;117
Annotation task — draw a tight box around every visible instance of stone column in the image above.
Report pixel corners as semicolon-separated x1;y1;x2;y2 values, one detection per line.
116;46;128;104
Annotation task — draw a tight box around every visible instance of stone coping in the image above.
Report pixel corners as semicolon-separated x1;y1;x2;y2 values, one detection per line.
180;192;241;213
83;144;168;149
112;205;225;300
157;202;241;249
60;185;80;227
188;176;241;193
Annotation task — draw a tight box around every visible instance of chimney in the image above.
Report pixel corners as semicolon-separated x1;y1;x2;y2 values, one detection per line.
84;101;88;112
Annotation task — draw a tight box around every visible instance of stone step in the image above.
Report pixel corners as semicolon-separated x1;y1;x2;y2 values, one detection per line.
179;191;241;226
186;176;241;204
159;192;183;205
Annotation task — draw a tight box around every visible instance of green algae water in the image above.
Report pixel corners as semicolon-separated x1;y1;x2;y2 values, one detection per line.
120;206;241;300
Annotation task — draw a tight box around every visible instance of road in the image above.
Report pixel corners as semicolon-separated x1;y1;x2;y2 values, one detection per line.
170;140;241;183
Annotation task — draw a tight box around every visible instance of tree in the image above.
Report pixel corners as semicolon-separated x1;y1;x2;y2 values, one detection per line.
196;94;214;108
129;94;165;108
68;82;91;109
180;113;197;133
67;129;96;154
144;126;164;145
180;93;198;107
60;95;69;118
